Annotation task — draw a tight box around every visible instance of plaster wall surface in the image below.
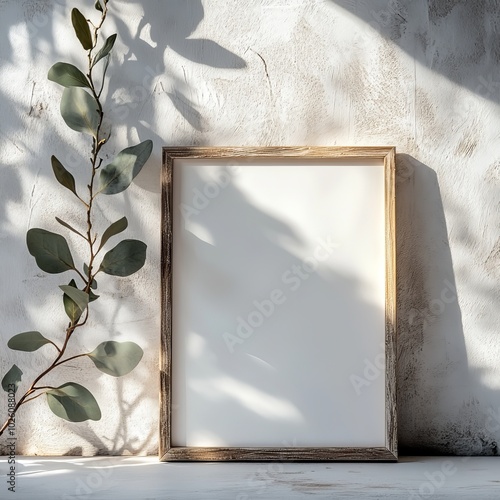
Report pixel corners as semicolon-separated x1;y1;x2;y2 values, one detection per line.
0;0;498;456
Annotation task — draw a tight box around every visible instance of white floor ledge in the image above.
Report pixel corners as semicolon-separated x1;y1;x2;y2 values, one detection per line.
0;456;499;499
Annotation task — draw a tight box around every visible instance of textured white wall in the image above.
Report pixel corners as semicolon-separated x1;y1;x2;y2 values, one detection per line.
0;0;498;456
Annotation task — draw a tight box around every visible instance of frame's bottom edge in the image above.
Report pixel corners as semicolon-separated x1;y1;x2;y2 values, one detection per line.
159;447;398;462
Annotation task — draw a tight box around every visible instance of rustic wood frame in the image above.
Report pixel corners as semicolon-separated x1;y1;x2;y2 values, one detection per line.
160;146;397;462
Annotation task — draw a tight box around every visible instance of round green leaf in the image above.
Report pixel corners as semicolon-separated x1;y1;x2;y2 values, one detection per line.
1;365;23;393
46;383;101;422
87;341;143;377
48;62;90;88
98;216;128;252
51;156;78;196
60;87;100;136
92;34;117;68
71;8;93;50
8;331;51;352
98;140;153;194
27;228;75;274
99;239;146;277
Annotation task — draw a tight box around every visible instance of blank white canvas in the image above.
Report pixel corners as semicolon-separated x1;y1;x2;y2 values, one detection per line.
171;158;386;447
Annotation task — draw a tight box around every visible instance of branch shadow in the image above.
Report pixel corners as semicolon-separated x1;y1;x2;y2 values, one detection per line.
110;0;246;143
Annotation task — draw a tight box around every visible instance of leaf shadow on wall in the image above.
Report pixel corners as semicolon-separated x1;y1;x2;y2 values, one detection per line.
112;0;246;130
107;0;247;195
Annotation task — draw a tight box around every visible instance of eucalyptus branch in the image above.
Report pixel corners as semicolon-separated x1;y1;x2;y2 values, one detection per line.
0;0;149;440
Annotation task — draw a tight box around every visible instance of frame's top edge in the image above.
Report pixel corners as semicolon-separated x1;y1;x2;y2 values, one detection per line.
162;146;396;159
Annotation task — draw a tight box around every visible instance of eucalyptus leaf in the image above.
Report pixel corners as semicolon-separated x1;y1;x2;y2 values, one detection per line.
62;280;83;324
98;216;128;252
99;240;146;277
60;285;89;312
83;263;98;289
48;62;90;88
98;140;153;194
60;87;99;136
55;217;85;239
63;293;81;324
92;34;117;68
1;365;22;393
89;289;100;302
94;0;103;12
51;156;78;196
87;341;143;377
71;8;93;50
46;382;101;422
8;331;51;352
27;228;75;274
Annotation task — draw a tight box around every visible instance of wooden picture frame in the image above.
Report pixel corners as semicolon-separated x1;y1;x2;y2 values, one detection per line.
160;147;396;461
